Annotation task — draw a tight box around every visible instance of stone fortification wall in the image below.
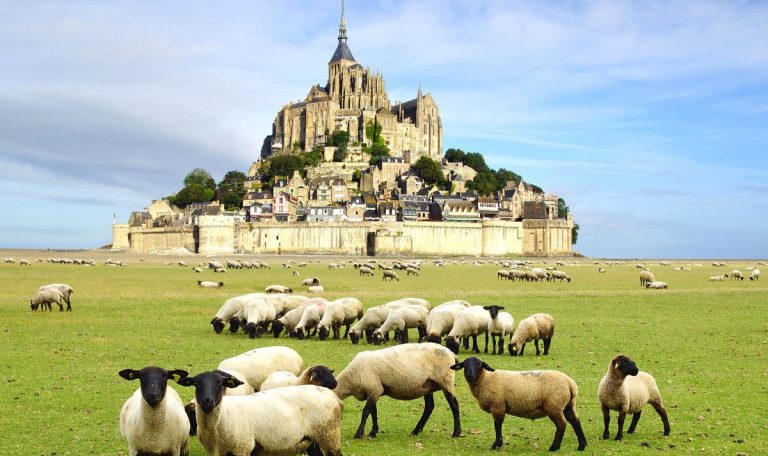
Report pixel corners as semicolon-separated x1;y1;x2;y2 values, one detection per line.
112;224;130;250
127;226;195;253
523;218;572;256
235;221;372;256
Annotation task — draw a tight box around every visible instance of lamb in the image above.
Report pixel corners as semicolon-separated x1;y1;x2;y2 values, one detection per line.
730;270;744;281
598;267;607;273
118;367;190;456
317;297;364;340
709;274;728;281
508;313;555;356
549;270;572;282
598;355;670;441
217;346;303;392
639;270;655;286
177;372;342;456
265;284;293;294
645;281;668;289
382;270;400;281
213;267;226;273
358;266;374;276
372;304;430;344
451;357;587;452
239;297;277;339
308;285;325;294
751;268;761;281
293;298;329;339
301;277;320;286
484;305;514;355
425;300;472;343
38;284;74;311
334;343;461;439
209;292;266;334
197;280;224;289
29;288;65;312
445;306;491;354
260;365;337;391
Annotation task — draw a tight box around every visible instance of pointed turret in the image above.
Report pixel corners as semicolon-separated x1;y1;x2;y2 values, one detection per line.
329;0;355;63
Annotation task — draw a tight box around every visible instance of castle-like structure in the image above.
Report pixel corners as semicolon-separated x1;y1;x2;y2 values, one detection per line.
268;3;442;162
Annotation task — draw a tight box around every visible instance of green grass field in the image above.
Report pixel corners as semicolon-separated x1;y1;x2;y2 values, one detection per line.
1;251;766;455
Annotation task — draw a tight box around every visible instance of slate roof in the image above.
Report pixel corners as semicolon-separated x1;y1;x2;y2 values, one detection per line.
330;41;356;63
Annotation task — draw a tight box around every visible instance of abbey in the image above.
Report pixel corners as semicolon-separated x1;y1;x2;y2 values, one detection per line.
268;6;442;162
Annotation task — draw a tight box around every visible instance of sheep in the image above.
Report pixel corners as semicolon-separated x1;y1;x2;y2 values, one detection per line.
293;298;330;339
445;306;491;354
301;277;320;286
508;313;555;356
484;305;514;355
406;267;419;276
266;293;309;317
308;285;325;294
598;355;670;441
598;268;606;273
178;260;187;267
118;367;190;456
382;270;400;281
532;267;550;281
450;357;587;451
239;297;277;339
208;260;223;270
29;288;65;312
177;372;342;456
372;304;430;344
210;292;266;334
549;270;572;282
260;365;337;391
334;343;461;439
639;270;655;286
348;305;391;344
19;259;30;266
265;284;292;294
197;280;224;289
730;270;744;281
709;274;728;281
317;297;364;340
271;306;306;338
751;268;761;281
213;267;226;273
38;284;74;311
508;269;527;281
217;346;303;392
358;266;374;276
192;267;202;273
497;270;510;280
524;270;541;282
645;281;668;289
425;300;472;344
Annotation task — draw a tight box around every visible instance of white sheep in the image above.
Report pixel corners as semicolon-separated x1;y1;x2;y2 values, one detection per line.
348;305;392;344
334;343;461;439
197;280;224;289
265;293;309;317
730;270;744;281
549;270;572;282
308;285;325;294
293;298;330;339
598;355;671;440
451;357;587;451
639;270;655;286
301;277;320;286
445;305;491;354
532;267;550;281
265;284;293;294
645;281;668;289
372;304;430;344
29;288;65;312
217;346;303;391
192;267;202;273
358;266;374;276
483;305;514;355
260;365;337;391
317;297;364;340
508;313;555;356
210;292;266;334
382;270;399;281
709;274;728;281
177;372;342;456
750;268;761;281
38;284;74;311
178;260;187;267
118;367;190;456
425;300;472;344
406;267;419;276
271;306;306;338
19;259;30;266
239;297;277;339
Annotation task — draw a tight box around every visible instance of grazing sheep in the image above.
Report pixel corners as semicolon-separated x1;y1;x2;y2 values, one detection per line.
178;261;187;267
358;266;374;277
645;281;668;289
730;270;744;281
709;274;728;281
29;288;65;312
334;343;461;439
192;267;202;273
209;292;266;334
197;280;224;289
177;372;342;456
406;267;419;276
266;294;309;317
372;304;430;344
213;267;226;273
260;365;337;391
271;306;306;338
524;270;542;282
38;284;74;311
382;270;400;281
639;270;655;287
484;305;514;355
118;367;190;456
598;268;606;273
348;305;392;345
549;270;572;282
451;357;587;452
317;297;364;340
751;268;761;281
19;259;30;266
445;306;491;354
308;285;325;294
497;270;510;280
217;346;303;392
425;300;472;344
265;284;293;294
293;299;329;339
239;297;277;339
508;269;527;281
508;313;555;357
301;277;320;286
598;355;670;440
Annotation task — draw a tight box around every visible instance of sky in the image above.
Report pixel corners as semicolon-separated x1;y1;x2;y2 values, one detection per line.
1;0;767;258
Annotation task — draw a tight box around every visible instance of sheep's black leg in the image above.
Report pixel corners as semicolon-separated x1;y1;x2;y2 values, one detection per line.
491;334;497;355
564;404;587;451
483;331;489;354
463;336;470;350
403;328;410;343
615;411;626;440
417;325;426;342
306;443;323;456
627;411;641;434
472;335;480;353
368;400;379;438
442;390;462;437
520;343;526;356
354;398;378;439
548;412;567;451
534;339;541;355
498;335;505;355
365;329;374;344
601;405;611;440
411;393;434;435
492;413;505;449
543;337;552;355
343;324;350;339
650;400;671;435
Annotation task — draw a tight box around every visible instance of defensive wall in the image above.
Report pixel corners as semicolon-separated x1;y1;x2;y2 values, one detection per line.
115;217;573;257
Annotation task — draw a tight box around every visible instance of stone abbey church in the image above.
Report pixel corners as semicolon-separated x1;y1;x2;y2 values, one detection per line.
266;5;442;162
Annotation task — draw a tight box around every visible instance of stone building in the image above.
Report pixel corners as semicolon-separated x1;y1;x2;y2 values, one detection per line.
267;4;442;162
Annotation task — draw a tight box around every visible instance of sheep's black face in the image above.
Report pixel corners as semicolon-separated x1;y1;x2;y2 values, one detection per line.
426;334;441;344
119;367;188;408
451;356;494;384
613;355;639;377
211;318;225;333
244;322;259;339
483;305;502;319
228;317;241;334
508;342;520;356
309;366;337;389
177;371;243;414
318;327;329;341
445;337;460;355
271;321;284;338
349;331;360;345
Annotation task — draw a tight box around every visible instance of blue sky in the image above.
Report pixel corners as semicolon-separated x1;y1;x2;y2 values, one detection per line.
1;1;766;258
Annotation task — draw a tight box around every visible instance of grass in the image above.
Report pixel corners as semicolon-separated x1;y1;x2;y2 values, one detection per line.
1;251;766;455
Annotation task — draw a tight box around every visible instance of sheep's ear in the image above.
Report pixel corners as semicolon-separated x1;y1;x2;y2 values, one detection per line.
119;369;140;381
176;376;195;387
168;370;188;382
223;377;244;389
329;369;334;374
482;306;491;310
450;362;464;371
497;306;504;311
481;362;495;372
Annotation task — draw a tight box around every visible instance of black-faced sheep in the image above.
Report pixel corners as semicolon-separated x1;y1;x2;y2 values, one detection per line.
425;300;472;344
29;288;65;312
217;346;303;391
260;365;337;391
197;280;224;289
730;270;744;281
37;284;74;311
484;305;514;355
358;266;374;276
445;306;491;354
508;313;555;356
645;281;668;289
750;268;760;281
451;357;587;452
294;299;329;339
210;292;266;334
639;270;655;286
334;343;461;439
317;297;364;340
372;304;429;344
598;355;670;440
265;284;293;294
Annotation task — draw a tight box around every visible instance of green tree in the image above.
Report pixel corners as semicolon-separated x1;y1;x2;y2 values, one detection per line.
173;183;211;208
365;118;383;144
494;168;521;191
463;152;490;174
413;156;445;187
367;143;390;165
352;169;362;183
221;191;243;211
301;146;324;167
572;223;580;245
219;171;246;194
331;130;350;162
444;148;465;162
467;171;496;195
183;168;216;190
557;197;569;218
267;155;303;180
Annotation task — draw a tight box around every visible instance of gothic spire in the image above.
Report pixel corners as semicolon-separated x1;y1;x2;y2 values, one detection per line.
339;0;347;43
329;0;355;63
